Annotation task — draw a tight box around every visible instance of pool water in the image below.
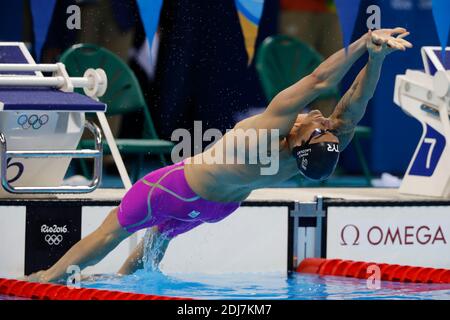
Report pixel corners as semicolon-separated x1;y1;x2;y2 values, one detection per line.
79;271;450;300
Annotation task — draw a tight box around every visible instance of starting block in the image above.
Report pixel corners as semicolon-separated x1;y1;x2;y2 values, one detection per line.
394;47;450;198
0;42;130;195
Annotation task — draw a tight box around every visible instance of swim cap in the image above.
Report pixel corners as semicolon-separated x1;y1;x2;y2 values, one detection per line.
292;129;340;181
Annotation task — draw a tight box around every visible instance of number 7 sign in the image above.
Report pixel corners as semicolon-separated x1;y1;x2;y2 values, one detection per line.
423;138;437;169
409;125;446;177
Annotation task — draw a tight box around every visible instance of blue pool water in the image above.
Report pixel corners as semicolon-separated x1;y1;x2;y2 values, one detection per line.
77;271;450;300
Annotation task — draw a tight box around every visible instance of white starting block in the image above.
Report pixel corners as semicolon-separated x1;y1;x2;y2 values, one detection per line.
0;42;130;196
394;47;450;198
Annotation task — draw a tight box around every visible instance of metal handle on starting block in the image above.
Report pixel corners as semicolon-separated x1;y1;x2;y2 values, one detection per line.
0;63;108;98
0;121;103;194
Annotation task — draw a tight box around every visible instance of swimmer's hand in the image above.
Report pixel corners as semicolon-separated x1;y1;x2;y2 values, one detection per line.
23;270;50;283
367;28;413;59
25;271;123;284
80;273;124;282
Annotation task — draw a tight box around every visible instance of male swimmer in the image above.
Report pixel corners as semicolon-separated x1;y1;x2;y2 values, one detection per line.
28;28;412;282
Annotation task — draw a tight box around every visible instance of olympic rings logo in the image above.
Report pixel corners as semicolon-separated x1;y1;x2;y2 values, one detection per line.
17;114;49;130
44;234;63;246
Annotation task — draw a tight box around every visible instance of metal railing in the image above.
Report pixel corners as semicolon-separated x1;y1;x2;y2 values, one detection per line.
0;121;103;194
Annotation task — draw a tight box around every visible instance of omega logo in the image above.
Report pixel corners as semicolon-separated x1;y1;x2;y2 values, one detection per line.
340;224;360;246
340;224;447;246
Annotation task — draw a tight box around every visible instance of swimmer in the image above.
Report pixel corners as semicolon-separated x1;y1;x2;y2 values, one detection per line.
27;28;412;283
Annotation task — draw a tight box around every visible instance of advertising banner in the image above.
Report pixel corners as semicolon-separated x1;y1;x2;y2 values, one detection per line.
327;206;450;268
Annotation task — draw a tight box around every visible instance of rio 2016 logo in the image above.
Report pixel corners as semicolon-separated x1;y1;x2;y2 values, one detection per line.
41;224;68;246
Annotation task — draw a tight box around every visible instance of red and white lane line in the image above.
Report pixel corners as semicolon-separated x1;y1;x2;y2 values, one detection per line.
0;278;192;300
297;258;450;284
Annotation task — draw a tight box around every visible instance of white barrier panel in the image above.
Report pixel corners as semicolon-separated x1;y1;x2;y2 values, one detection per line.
0;206;26;278
0;202;289;278
82;206;289;274
161;206;288;274
327;206;450;268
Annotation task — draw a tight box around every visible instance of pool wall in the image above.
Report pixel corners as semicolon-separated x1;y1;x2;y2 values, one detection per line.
0;192;290;278
2;188;450;280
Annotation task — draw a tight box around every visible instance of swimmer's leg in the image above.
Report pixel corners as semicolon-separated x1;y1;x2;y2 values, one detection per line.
27;207;131;283
118;226;171;275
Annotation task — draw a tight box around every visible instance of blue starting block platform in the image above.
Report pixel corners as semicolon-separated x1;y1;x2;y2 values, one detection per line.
0;42;109;195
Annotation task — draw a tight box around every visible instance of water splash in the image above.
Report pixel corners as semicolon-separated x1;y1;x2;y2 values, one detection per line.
142;228;170;272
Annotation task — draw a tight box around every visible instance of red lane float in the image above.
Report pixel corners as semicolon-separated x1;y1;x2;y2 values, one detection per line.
0;278;192;300
297;258;450;284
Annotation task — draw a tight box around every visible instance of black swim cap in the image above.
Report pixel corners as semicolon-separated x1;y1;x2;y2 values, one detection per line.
292;131;340;181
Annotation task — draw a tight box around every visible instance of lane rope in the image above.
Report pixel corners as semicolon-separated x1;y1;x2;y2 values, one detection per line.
0;278;192;300
297;258;450;283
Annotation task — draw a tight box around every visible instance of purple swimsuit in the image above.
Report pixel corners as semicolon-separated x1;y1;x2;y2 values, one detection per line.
118;161;240;238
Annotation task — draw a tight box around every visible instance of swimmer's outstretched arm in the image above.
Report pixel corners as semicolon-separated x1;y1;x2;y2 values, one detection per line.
27;208;131;283
247;27;411;138
249;30;372;136
330;29;413;149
